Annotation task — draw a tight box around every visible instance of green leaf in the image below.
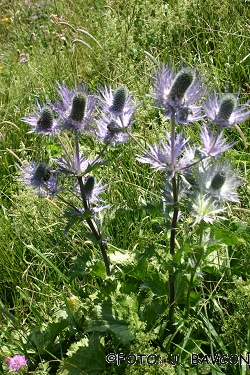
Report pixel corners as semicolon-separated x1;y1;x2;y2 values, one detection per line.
140;267;168;296
57;333;105;375
213;227;240;246
82;293;140;346
30;309;69;354
69;257;106;280
64;209;92;236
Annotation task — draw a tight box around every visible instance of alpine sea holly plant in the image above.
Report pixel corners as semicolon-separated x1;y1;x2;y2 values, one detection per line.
16;59;250;370
136;62;250;332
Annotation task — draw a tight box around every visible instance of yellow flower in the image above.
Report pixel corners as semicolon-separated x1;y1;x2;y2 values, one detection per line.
1;18;10;22
0;66;4;72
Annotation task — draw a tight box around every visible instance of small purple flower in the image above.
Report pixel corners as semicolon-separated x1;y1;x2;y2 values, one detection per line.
52;82;97;132
203;91;250;128
4;354;27;371
20;57;28;63
151;64;205;124
199;126;235;157
22;101;58;135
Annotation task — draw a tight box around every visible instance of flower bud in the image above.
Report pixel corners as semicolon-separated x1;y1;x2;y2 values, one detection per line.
31;162;51;182
216;93;237;123
210;172;226;190
38;106;54;128
110;86;128;113
84;175;95;194
168;68;195;103
69;92;87;122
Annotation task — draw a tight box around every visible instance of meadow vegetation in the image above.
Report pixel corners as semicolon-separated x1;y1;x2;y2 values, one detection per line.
1;0;250;374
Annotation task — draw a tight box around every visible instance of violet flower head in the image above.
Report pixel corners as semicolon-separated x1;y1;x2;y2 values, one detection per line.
4;354;27;371
22;101;58;135
56;152;99;176
95;85;140;144
196;159;242;202
152;64;205;124
52;82;97;132
99;86;139;116
204;91;250;128
73;176;108;213
137;131;189;173
18;161;58;195
95;111;134;145
82;175;107;205
199;126;236;157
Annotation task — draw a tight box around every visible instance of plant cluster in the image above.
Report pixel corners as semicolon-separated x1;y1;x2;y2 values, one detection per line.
1;58;249;374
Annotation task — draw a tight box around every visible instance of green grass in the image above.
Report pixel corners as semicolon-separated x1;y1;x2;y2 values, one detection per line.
1;0;250;374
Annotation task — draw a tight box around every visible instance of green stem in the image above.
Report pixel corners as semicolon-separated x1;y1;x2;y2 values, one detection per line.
168;174;179;331
185;220;204;318
72;130;110;275
56;133;73;164
168;110;178;332
170;111;175;170
74;130;81;171
77;175;110;276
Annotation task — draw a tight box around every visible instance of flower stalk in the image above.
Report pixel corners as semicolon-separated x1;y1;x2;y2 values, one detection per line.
168;110;179;332
185;220;204;318
77;174;110;275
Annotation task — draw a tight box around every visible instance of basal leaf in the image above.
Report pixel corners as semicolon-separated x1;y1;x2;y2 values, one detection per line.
57;333;105;375
82;293;139;346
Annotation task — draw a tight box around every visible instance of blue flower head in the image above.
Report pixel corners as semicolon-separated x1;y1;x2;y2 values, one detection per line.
52;82;97;132
22;102;58;135
152;64;205;124
18;161;58;195
204;90;250;128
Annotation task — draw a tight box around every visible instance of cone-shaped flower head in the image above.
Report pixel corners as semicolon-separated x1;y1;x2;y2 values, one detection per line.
84;175;95;196
22;102;58;135
69;92;87;122
109;86;128;114
38;106;54;129
52;82;97;132
77;176;107;206
18;161;58;195
196;160;242;202
204;90;250;128
152;64;205;124
216;94;237;124
210;172;226;190
168;68;195;104
99;86;139;117
31;161;51;183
